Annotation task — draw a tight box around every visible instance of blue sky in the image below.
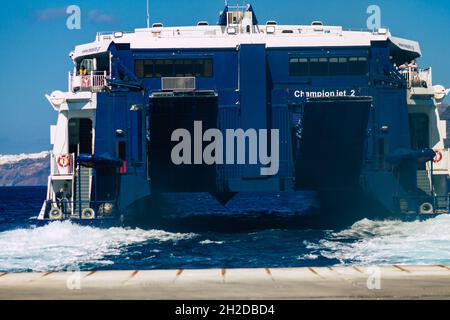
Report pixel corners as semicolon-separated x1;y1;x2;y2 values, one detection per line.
0;0;448;154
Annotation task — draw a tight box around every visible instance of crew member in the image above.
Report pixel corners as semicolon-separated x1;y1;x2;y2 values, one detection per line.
79;65;87;76
55;186;71;214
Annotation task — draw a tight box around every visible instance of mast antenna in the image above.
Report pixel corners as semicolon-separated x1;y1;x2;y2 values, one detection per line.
146;0;150;28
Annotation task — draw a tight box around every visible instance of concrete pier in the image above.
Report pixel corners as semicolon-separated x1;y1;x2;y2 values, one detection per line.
1;265;450;300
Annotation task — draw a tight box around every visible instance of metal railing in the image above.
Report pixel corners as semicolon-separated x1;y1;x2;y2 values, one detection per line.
401;67;432;89
69;71;109;93
393;195;450;215
50;153;75;176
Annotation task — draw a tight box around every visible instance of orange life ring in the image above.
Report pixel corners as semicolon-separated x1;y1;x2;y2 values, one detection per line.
433;150;443;163
57;155;71;168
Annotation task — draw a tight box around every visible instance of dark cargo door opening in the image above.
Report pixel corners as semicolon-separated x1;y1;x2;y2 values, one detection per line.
69;118;93;156
409;113;429;170
295;97;371;190
149;93;218;192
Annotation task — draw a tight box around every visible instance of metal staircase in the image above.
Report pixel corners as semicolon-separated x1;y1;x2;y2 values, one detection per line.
417;170;432;195
75;166;91;214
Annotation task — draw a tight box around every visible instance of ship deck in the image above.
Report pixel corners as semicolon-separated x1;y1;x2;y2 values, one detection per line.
1;265;450;300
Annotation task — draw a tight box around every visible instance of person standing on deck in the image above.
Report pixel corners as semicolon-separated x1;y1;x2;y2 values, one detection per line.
55;186;71;214
79;65;87;75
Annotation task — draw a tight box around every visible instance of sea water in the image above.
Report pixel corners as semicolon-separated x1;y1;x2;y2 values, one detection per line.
0;187;449;272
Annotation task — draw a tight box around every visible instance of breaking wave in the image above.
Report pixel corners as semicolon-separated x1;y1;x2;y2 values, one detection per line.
306;215;450;265
0;221;197;272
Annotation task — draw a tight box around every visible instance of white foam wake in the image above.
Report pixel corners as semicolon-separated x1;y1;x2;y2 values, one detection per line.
0;221;197;272
305;215;450;265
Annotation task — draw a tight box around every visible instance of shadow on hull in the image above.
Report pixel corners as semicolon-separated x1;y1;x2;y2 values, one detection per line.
121;189;401;233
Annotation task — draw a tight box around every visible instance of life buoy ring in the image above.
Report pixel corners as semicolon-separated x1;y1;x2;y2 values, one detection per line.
419;202;434;215
57;155;71;168
82;208;95;220
433;149;443;163
49;207;63;220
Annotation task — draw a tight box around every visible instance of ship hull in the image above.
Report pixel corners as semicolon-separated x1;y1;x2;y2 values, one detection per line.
119;188;404;232
40;13;450;231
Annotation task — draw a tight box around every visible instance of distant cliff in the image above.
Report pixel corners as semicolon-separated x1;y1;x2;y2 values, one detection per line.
0;152;50;186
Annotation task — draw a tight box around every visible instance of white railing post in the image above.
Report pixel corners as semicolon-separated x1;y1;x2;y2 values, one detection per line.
428;67;432;87
408;69;412;88
71;153;75;176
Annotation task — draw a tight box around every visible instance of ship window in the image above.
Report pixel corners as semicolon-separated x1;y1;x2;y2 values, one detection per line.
289;57;309;76
203;59;213;77
329;57;348;75
135;60;144;78
193;60;203;77
289;56;369;77
349;57;368;75
174;60;186;77
135;58;213;78
309;57;328;76
155;60;174;77
143;60;154;77
184;60;194;77
174;59;194;77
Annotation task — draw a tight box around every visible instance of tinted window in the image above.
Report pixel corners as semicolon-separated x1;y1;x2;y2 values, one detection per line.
203;59;213;77
289;58;309;76
143;60;154;77
289;56;369;77
135;59;213;78
135;60;144;78
174;60;186;77
309;57;328;76
155;60;174;77
329;57;348;75
349;57;368;75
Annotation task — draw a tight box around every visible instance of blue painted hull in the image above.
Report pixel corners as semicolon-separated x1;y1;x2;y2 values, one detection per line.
50;23;440;231
116;189;402;232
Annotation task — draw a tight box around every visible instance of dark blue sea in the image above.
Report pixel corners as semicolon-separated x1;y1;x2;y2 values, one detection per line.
0;187;449;272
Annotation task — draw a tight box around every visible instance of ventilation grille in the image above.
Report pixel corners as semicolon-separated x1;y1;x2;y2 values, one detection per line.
161;77;196;92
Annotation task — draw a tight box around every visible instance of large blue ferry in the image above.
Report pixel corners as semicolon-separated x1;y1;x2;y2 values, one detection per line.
39;4;450;231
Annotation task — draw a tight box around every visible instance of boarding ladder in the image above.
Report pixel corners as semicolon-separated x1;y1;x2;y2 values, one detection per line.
75;166;91;214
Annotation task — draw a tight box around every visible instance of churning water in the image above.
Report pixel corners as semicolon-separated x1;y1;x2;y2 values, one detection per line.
0;187;449;272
